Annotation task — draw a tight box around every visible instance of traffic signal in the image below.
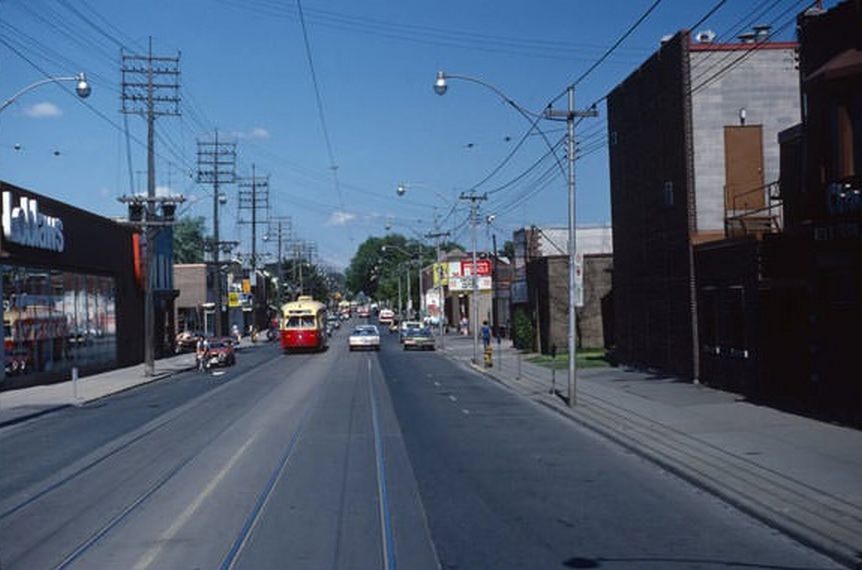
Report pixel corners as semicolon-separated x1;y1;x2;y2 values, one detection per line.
162;202;176;222
128;202;144;222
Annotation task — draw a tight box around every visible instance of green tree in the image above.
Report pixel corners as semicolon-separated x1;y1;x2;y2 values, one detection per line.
501;240;515;260
173;217;209;263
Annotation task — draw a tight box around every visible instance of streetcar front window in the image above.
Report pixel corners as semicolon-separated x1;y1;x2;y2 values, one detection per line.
286;315;316;329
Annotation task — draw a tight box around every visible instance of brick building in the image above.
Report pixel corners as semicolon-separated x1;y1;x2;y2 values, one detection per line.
608;29;800;378
510;226;612;353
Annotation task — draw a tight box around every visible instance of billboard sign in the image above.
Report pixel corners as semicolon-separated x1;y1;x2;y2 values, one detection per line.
460;258;492;276
449;275;492;291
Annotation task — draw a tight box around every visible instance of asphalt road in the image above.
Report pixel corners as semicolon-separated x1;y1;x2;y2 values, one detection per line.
0;321;843;569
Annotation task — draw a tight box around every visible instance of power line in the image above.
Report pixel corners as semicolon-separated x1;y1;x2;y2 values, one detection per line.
568;0;665;89
216;0;649;63
295;0;351;243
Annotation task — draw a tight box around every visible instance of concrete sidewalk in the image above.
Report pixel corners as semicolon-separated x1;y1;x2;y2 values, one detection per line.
0;340;270;429
441;334;862;569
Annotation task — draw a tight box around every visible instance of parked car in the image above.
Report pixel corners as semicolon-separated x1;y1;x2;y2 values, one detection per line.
175;330;205;353
403;327;435;351
348;325;380;351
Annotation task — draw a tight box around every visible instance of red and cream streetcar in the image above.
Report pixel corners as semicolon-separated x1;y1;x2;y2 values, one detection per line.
279;296;328;352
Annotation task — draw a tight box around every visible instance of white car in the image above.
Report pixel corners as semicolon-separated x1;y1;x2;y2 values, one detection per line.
348;325;380;351
378;308;395;326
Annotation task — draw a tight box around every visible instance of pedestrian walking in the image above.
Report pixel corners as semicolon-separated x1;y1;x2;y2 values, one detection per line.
196;336;210;372
481;320;491;348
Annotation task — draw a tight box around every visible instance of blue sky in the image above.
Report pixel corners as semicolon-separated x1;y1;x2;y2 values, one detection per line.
0;0;815;268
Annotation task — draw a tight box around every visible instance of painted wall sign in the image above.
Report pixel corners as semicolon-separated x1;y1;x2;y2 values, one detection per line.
2;191;65;252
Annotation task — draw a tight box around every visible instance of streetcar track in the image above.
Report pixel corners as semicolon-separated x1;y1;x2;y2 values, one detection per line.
368;356;397;570
0;351;298;524
330;352;364;570
51;350;324;570
217;349;339;570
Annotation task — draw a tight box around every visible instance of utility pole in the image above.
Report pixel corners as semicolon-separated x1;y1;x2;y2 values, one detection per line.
397;272;403;316
460;191;487;365
196;130;237;337
267;216;291;305
426;229;450;347
492;233;498;336
545;86;597;407
238;164;270;327
120;38;180;376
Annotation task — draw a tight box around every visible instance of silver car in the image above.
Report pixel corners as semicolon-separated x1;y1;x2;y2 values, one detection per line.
348;325;380;351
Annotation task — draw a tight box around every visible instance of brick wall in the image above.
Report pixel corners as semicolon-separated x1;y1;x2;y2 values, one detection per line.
608;32;696;377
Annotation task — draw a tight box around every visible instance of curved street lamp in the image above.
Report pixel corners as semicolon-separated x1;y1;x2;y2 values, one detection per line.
0;73;91;115
434;70;598;407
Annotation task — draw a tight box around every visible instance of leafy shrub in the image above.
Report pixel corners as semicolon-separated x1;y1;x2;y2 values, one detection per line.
512;307;534;351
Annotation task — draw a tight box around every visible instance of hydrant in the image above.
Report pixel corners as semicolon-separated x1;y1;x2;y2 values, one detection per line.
484;345;493;368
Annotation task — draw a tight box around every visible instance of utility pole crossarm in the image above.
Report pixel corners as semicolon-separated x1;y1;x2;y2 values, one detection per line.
118;37;181;377
459;192;488;365
196;130;237;337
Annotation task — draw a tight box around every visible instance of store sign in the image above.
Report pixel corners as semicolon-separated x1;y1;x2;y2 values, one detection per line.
2;191;65;252
449;275;492;291
461;258;492;276
432;262;448;287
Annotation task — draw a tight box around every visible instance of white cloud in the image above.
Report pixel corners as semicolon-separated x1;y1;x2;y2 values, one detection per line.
326;210;356;226
233;127;271;140
23;102;62;118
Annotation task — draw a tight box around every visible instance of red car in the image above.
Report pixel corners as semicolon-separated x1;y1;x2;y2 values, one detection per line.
202;337;236;368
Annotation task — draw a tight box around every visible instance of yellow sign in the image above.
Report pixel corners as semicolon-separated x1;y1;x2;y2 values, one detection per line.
241;279;251;293
228;292;241;308
432;262;448;287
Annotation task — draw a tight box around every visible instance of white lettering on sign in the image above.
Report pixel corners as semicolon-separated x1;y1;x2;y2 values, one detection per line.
1;191;65;252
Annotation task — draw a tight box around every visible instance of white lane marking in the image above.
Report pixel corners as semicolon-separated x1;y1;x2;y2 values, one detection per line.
433;381;441;387
132;433;259;570
448;395;457;403
212;371;226;377
461;409;470;415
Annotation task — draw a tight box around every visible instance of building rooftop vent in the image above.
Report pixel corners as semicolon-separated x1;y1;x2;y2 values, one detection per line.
738;31;757;43
695;29;717;43
752;25;772;42
659;34;673;46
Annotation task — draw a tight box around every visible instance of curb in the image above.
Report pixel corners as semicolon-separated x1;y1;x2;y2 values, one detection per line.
0;366;195;430
0;404;72;429
442;348;862;570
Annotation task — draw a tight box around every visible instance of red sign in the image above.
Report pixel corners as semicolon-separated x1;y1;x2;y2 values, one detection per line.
461;258;492;277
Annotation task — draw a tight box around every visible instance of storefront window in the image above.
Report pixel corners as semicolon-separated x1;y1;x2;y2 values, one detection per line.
3;265;117;380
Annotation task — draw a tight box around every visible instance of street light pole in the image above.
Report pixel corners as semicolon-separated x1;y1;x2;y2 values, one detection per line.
0;71;90;385
0;73;91;115
437;71;596;406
